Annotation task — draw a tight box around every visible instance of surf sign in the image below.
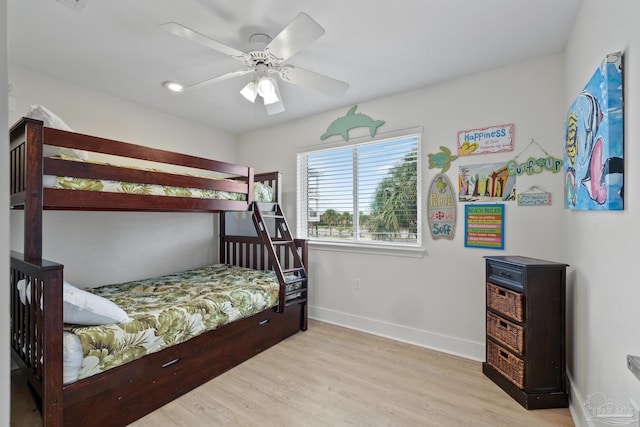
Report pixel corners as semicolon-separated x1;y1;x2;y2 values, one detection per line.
427;173;456;240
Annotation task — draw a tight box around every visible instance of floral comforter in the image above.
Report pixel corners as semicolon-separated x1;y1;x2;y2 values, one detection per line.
66;264;282;380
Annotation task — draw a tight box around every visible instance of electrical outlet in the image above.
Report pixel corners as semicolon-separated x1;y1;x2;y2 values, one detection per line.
353;278;360;290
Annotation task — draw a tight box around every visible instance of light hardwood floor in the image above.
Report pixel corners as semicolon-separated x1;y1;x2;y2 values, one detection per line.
12;320;574;426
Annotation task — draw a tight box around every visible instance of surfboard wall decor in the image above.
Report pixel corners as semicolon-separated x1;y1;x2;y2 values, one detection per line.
427;173;456;240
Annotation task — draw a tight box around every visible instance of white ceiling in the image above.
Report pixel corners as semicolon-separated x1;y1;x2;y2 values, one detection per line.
8;0;582;135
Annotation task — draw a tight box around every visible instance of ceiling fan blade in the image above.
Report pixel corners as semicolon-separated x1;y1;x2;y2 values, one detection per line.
265;12;325;62
161;22;246;58
279;65;349;97
264;79;285;115
184;68;253;90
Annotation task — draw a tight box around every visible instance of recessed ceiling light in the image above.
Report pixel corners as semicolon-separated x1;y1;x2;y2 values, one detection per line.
163;81;184;93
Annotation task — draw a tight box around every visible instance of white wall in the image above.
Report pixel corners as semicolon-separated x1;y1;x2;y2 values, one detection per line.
563;1;640;425
8;66;238;286
237;53;567;360
1;2;10;425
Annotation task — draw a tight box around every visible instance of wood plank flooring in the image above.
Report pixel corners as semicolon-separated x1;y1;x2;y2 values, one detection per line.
11;320;574;426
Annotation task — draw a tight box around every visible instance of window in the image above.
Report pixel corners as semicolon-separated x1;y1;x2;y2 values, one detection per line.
297;131;421;247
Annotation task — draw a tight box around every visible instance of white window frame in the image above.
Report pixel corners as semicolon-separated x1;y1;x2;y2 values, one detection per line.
297;128;423;253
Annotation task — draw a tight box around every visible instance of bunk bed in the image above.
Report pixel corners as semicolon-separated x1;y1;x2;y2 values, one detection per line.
9;117;308;426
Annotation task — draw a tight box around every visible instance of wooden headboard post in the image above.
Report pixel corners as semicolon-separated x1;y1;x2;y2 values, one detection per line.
274;172;282;203
219;212;227;265
10;118;45;260
11;253;64;426
247;167;254;205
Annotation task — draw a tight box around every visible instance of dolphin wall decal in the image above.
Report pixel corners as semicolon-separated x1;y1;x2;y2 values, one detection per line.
320;105;385;141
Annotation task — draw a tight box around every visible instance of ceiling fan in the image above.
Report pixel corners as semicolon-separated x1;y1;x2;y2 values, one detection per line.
161;12;349;115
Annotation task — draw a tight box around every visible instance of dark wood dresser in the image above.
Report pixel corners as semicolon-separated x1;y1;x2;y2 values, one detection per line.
482;255;568;409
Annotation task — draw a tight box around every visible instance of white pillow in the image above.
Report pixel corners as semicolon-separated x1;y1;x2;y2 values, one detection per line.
25;105;73;131
24;105;89;160
43;145;90;161
63;282;131;325
16;279;131;325
16;278;30;306
63;332;84;384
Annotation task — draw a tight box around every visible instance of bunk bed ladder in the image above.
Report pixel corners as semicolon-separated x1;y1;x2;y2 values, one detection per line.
252;202;308;313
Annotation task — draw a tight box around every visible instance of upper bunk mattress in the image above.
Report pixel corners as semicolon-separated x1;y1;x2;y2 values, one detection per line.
43;155;274;202
65;264;296;382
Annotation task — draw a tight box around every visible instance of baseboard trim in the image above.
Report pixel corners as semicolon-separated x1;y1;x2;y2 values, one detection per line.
308;305;484;361
567;375;588;427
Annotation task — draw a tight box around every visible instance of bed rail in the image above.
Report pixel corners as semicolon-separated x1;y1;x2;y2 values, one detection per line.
221;235;308;271
10;251;64;426
220;234;308;329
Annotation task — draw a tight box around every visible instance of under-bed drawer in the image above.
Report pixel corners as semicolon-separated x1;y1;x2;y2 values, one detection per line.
63;305;304;426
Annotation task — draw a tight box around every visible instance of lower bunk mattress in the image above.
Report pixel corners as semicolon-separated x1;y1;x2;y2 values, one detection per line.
62;264;293;383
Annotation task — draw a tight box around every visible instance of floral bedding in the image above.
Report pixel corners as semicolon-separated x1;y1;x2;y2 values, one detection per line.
65;264;289;381
45;154;274;202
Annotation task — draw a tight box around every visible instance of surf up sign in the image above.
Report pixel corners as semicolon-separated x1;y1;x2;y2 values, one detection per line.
457;123;514;156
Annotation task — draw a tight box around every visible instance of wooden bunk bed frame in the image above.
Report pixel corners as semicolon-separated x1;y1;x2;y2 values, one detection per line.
9;118;308;426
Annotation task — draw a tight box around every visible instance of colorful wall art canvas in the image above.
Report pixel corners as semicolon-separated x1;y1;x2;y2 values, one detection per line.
564;52;624;210
458;162;516;203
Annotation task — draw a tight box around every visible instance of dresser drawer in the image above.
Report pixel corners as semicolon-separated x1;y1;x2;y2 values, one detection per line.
486;262;523;291
487;311;525;355
487;282;524;322
487;340;525;389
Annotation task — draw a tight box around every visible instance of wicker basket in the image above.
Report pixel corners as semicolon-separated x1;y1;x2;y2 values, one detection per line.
486;311;525;355
487;340;525;389
486;282;524;322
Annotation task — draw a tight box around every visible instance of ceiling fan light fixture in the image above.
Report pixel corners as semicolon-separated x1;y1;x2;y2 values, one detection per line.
257;77;279;105
240;81;258;103
257;76;275;96
163;81;184;93
262;91;279;105
262;93;279;105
